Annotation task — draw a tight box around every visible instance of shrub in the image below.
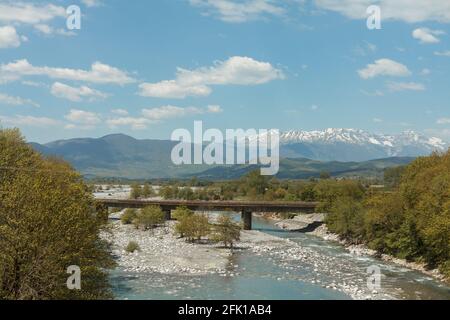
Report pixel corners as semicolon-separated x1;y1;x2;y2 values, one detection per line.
130;183;142;199
211;215;241;248
175;212;210;242
121;208;138;225
125;241;140;253
133;205;165;230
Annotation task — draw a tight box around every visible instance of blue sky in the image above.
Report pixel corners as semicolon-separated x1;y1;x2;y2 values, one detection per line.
0;0;449;143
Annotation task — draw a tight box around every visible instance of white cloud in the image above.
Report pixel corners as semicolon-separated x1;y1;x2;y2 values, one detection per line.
437;118;450;125
434;50;450;57
207;105;223;113
107;105;223;130
82;0;103;8
0;92;40;108
314;0;450;23
34;24;76;37
139;80;211;99
373;118;383;123
111;109;129;116
358;59;411;79
412;28;445;44
139;56;284;98
0;26;24;48
0;115;60;127
387;81;426;92
189;0;285;23
0;59;135;85
106;117;150;130
0;2;66;25
65;109;101;126
421;68;431;75
142;105;204;120
51;82;109;102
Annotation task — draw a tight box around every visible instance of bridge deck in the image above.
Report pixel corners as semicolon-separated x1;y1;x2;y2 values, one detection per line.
96;199;318;213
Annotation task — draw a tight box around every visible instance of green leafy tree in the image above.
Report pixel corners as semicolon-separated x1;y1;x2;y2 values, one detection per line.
121;208;138;225
0;128;115;300
211;215;241;248
141;184;153;198
130;184;142;199
133;205;165;230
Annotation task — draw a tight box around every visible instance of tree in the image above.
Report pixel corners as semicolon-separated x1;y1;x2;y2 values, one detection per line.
175;213;210;242
141;184;153;198
172;206;193;221
0;128;115;300
211;215;241;248
130;183;142;199
121;208;137;225
133;205;165;230
320;171;331;180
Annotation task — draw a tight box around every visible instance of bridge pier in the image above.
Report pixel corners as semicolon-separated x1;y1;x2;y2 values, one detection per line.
163;209;171;221
241;210;252;230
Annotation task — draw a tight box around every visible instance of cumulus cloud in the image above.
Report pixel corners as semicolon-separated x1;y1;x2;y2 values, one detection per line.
434;50;450;56
51;82;109;102
65;109;101;128
33;24;76;37
82;0;103;8
139;56;284;98
314;0;450;23
108;105;223;130
412;28;445;44
189;0;285;23
106;117;150;130
0;92;40;107
111;109;129;116
437;118;450;125
0;115;60;127
358;59;411;79
387;81;426;92
0;2;66;25
0;59;135;85
0;26;25;48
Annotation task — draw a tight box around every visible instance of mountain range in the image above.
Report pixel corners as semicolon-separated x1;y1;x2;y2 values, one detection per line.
30;129;447;180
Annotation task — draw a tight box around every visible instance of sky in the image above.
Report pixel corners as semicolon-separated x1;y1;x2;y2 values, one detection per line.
0;0;449;143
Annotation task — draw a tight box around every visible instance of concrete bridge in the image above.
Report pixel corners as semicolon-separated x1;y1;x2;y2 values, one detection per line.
96;199;319;230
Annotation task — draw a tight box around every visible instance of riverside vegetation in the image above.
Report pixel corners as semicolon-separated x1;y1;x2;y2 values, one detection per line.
129;152;450;280
1;126;448;299
121;205;240;248
0;128;115;299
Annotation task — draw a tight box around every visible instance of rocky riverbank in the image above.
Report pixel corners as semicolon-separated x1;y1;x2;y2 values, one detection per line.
307;224;448;284
257;213;448;285
104;214;390;300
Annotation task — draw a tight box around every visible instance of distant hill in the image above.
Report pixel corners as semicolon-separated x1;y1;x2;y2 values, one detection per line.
30;133;416;180
192;157;415;180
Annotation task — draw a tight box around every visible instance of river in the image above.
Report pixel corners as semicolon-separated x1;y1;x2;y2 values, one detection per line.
110;214;450;300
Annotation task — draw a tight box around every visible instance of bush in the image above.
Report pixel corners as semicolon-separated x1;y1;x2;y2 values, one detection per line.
0;128;115;299
172;206;193;221
211;215;241;248
125;241;140;253
133;205;165;230
142;184;154;198
121;208;138;225
130;184;142;199
326;197;365;242
175;212;210;242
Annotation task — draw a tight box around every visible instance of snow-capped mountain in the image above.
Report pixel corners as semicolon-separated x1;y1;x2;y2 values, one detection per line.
277;128;447;162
